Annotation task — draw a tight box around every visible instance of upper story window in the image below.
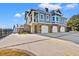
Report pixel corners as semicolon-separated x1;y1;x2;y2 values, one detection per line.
52;17;55;21
46;15;49;21
40;14;44;20
46;15;49;19
56;17;58;21
34;15;38;22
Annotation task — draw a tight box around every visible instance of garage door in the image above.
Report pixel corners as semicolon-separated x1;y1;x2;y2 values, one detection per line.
60;27;65;32
41;25;48;33
52;26;58;32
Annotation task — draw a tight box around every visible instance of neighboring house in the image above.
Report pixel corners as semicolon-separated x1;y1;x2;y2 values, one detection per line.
25;8;67;33
13;24;24;33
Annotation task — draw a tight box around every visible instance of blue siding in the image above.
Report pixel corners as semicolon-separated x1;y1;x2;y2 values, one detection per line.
51;15;65;24
26;9;67;26
38;13;50;23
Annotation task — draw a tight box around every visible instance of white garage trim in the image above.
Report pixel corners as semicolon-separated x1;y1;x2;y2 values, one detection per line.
52;26;58;32
41;25;48;33
60;26;65;32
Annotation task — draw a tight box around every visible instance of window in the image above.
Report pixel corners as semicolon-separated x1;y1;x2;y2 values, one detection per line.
46;15;49;21
52;17;55;21
35;15;38;22
52;17;55;23
40;14;44;19
37;15;38;22
56;17;58;21
47;15;49;19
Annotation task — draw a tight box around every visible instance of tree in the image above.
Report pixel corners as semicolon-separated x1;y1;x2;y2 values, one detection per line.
67;14;79;31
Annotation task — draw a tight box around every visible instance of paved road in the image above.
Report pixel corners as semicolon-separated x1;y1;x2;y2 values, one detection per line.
38;31;79;44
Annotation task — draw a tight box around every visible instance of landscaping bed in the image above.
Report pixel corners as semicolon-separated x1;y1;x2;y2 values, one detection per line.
0;49;31;56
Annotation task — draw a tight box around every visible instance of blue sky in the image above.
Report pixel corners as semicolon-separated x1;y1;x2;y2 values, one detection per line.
0;3;79;28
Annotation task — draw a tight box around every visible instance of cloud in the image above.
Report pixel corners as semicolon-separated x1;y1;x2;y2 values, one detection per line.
38;3;61;10
15;12;25;17
15;13;21;17
66;4;78;9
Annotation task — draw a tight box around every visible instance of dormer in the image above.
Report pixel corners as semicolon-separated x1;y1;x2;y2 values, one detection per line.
51;9;62;16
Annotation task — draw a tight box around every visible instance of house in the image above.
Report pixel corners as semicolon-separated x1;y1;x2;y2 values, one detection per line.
24;8;67;33
13;24;24;33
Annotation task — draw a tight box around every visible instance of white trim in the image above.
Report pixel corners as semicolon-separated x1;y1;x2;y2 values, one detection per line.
38;22;52;24
46;15;49;21
40;14;44;21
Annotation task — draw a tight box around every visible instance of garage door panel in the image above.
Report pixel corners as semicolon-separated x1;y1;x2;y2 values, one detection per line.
60;27;65;32
41;25;48;33
52;26;58;32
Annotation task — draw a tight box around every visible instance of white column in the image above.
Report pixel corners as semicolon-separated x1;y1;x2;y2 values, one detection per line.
32;11;35;23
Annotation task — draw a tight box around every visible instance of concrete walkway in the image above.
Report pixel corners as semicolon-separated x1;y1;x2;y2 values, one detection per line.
0;33;79;56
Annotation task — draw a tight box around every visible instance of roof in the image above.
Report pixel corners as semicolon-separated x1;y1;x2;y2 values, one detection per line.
26;8;50;15
25;8;63;16
51;9;62;16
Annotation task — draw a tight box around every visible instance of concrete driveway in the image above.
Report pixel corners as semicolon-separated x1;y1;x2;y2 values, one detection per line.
38;31;79;44
0;33;79;55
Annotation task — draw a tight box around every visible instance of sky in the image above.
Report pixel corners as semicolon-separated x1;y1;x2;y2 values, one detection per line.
0;3;79;29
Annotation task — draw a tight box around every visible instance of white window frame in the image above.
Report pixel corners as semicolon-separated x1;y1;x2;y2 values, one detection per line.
46;15;49;21
52;16;55;23
56;17;59;23
40;14;44;20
